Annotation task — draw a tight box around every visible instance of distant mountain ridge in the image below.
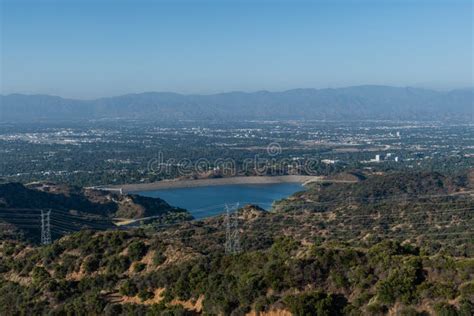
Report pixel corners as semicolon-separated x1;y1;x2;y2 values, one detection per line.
1;85;472;122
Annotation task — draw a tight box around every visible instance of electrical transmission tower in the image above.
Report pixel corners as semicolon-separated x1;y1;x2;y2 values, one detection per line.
41;209;52;245
225;203;241;255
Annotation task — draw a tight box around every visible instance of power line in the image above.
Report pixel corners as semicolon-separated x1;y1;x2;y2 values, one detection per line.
50;216;112;228
0;189;471;247
282;191;474;207
309;207;474;222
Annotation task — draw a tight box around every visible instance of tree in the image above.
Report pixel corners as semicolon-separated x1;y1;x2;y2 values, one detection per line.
128;241;148;261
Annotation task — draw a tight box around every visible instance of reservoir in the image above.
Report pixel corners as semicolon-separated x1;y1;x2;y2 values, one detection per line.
136;182;305;219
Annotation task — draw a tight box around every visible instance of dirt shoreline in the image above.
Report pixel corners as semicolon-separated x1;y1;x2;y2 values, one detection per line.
99;175;324;193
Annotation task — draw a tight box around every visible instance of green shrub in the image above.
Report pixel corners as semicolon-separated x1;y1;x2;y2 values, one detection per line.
106;256;131;274
458;298;474;316
134;262;146;272
119;280;138;296
417;281;458;300
330;271;348;288
31;266;50;285
376;259;423;304
128;241;148;261
53;263;68;279
434;302;459;316
138;289;154;302
284;291;345;316
459;281;474;297
270;237;299;258
352;292;373;308
153;250;167;266
83;255;100;273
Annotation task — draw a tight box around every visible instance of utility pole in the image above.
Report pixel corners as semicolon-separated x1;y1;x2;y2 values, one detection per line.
225;203;241;254
41;209;52;245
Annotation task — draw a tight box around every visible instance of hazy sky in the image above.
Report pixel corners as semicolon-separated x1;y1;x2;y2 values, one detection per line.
1;0;472;98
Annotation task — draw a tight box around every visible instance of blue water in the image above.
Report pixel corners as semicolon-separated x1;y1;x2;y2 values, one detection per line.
136;183;304;219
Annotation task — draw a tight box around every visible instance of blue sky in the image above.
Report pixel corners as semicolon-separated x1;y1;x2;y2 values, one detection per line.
1;0;472;98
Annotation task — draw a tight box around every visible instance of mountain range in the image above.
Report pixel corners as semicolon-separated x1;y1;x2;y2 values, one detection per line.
1;85;472;122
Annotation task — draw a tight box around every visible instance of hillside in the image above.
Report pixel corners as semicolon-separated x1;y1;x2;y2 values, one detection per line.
1;229;473;315
0;183;191;243
1;86;473;122
0;171;472;315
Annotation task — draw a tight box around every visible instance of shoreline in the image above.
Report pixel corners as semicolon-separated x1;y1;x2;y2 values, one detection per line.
99;175;324;193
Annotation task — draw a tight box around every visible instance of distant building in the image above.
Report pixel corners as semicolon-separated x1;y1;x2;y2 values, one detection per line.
368;154;383;163
396;131;401;137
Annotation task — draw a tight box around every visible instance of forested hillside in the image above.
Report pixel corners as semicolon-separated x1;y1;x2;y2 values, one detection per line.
0;171;472;315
